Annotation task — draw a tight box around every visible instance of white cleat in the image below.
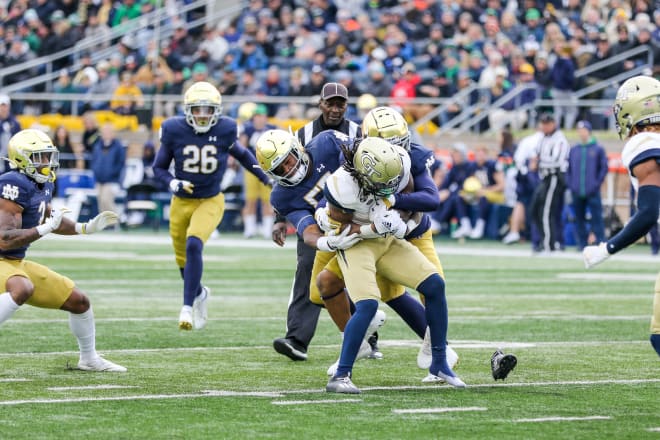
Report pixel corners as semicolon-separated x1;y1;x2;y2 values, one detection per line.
179;306;193;331
327;340;374;376
417;328;459;370
78;356;127;372
192;286;210;330
422;369;466;388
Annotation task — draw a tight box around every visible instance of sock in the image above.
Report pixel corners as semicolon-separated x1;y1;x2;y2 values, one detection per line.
183;237;204;307
386;292;427;338
417;274;453;376
69;307;97;362
651;334;660;357
0;292;20;325
261;215;274;238
335;299;378;377
179;267;184;280
244;214;257;237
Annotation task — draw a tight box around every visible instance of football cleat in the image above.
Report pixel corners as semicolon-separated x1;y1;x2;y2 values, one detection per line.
417;328;459;370
192;286;210;330
178;306;193;331
365;309;386;359
273;337;308;361
326;373;361;394
78;356;127;372
367;333;383;359
423;367;466;388
491;349;517;380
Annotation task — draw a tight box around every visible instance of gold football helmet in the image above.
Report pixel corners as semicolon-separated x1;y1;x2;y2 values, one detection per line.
237;102;257;122
353;137;403;197
7;129;59;183
613;75;660;139
255;129;309;187
361;106;411;151
183;81;222;133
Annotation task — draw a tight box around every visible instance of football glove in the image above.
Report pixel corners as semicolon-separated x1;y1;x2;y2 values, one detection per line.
317;226;361;251
583;242;610;269
169;178;194;194
373;210;407;239
36;207;71;236
77;211;119;234
491;349;517;380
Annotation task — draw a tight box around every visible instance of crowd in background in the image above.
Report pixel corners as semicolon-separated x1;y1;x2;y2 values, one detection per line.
1;0;660;130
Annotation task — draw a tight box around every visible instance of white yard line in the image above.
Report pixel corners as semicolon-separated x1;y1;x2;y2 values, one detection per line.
647;427;660;432
515;416;611;423
272;399;362;405
0;379;658;406
47;385;138;391
0;378;29;383
557;273;658;282
393;407;487;414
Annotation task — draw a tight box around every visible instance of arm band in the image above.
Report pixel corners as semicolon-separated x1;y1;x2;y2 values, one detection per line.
607;185;660;254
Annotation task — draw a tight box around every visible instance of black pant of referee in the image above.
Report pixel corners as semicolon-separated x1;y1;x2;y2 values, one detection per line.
531;171;566;252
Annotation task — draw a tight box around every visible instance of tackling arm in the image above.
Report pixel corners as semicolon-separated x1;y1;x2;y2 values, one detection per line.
230;141;271;185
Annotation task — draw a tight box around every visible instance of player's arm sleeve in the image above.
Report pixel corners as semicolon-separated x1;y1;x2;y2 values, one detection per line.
392;171;440;212
152;129;175;186
230;141;271;185
606;185;660;254
286;210;316;237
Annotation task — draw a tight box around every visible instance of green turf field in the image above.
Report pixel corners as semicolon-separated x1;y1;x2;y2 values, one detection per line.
0;232;658;439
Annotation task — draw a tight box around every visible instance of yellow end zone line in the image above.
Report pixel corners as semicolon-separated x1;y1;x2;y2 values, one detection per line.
0;378;659;406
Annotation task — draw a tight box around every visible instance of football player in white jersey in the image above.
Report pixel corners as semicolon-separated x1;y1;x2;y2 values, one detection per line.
583;75;660;358
323;137;465;393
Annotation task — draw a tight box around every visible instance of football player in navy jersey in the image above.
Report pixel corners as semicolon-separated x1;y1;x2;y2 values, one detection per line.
153;81;271;331
583;76;660;358
0;129;125;372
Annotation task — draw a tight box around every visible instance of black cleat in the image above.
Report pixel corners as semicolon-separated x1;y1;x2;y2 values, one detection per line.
273;338;308;361
491;349;517;380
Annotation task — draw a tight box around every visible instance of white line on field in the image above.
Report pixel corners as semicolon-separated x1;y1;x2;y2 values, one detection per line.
1;379;658;406
0;378;29;382
0;339;651;357
47;385;138;391
272;399;362;405
393;407;487;414
515;416;611;423
647;427;660;432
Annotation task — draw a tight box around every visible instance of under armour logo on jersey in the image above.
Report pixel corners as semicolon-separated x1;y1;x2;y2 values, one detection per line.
209;136;217;142
1;184;19;201
317;163;326;173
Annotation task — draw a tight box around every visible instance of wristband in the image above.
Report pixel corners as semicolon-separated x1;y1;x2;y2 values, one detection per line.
75;222;87;234
36;224;51;236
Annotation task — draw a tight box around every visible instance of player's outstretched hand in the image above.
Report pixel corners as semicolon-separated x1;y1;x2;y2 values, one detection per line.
36;207;71;236
83;211;119;234
272;221;287;247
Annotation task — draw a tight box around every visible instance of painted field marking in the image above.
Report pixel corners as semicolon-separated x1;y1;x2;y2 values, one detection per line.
393;407;487;414
0;378;29;383
1;378;658;406
48;385;138;391
272;399;362;406
515;416;611;423
558;273;657;282
647;427;660;432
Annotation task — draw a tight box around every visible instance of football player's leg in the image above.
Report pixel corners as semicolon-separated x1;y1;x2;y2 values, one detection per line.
335;298;378;378
0;265;34;324
242;174;259;238
651;272;660;357
313;252;350;331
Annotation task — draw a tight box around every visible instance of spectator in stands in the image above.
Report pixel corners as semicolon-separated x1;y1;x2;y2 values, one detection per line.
110;71;144;116
566;120;608;250
391;62;421;120
90;123;126;219
286;67;312;119
53;125;83;171
229;36;268;72
307;65;328;97
83;11;111;52
584;34;619;99
159;40;185;72
479;50;508;89
363;61;392;99
134;53;175;92
521;7;544;43
170;23;197;64
631;26;660;69
52;69;79;115
111;0;140;27
86;60;118;111
550;43;578;129
0;94;21;174
259;65;289;117
611;24;635;71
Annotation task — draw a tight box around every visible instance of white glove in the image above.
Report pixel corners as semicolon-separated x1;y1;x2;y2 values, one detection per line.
317;226;362;251
36;207;70;236
314;207;335;233
373;210;407;238
169;178;194;194
76;211;119;234
583;242;611;269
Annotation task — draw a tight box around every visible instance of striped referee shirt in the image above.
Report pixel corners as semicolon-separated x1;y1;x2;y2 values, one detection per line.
296;117;361;147
536;130;570;177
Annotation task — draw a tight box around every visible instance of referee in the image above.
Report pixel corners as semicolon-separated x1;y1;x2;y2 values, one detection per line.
271;82;361;361
530;112;570;253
